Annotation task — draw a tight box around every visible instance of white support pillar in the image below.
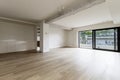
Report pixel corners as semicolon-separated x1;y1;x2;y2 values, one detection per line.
40;21;50;53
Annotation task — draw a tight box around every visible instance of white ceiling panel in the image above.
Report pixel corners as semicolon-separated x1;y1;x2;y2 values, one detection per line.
53;2;112;29
0;0;96;22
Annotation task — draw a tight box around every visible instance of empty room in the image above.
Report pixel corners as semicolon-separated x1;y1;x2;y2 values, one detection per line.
0;0;120;80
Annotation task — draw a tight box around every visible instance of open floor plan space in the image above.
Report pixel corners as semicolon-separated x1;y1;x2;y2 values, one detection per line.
0;48;120;80
0;0;120;80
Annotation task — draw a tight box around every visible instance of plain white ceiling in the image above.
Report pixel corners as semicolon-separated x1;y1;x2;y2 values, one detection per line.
0;0;95;23
53;2;113;29
0;0;115;29
0;0;78;22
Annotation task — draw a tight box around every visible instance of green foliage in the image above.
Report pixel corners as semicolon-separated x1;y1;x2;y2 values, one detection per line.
80;31;92;44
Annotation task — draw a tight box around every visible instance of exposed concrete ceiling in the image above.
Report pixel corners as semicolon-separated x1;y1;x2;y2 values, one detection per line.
53;2;113;29
0;0;104;24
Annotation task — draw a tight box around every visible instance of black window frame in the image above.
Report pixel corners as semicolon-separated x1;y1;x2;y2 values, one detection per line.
93;28;117;52
78;27;120;52
78;30;92;49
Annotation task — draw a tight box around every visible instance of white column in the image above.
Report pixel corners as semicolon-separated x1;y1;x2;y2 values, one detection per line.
40;21;50;53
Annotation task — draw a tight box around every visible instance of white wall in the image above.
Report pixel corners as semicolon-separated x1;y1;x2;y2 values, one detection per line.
49;24;67;49
67;21;120;48
74;21;120;31
40;22;50;53
66;30;77;47
0;21;36;53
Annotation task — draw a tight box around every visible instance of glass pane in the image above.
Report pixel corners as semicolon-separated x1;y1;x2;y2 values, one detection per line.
96;29;114;50
80;31;92;49
115;29;118;50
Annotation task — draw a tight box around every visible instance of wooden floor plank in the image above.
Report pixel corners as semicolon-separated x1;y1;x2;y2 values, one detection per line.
0;48;120;80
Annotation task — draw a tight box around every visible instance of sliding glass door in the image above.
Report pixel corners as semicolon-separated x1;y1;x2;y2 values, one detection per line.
95;29;115;50
95;29;117;51
79;30;92;49
78;28;118;51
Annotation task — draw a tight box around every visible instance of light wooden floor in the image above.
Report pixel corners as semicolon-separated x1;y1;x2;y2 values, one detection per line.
0;48;120;80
